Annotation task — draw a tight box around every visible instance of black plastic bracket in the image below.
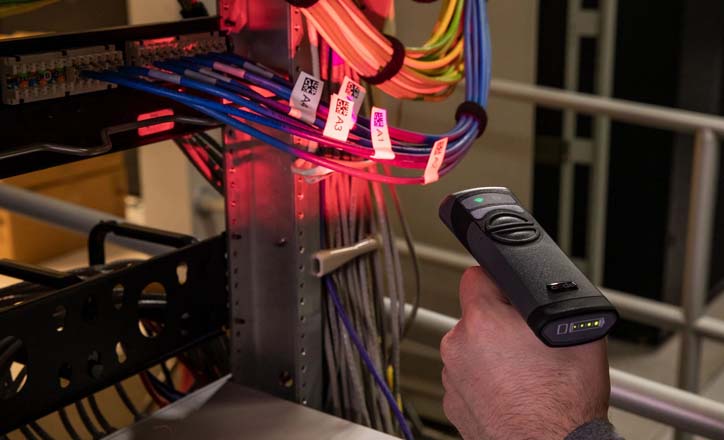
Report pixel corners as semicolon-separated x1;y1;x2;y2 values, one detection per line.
0;234;228;434
0;260;82;289
88;221;197;266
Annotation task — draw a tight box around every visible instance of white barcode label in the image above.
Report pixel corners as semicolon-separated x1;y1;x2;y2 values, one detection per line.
370;106;394;159
323;93;354;141
289;71;324;124
423;137;448;184
339;76;366;116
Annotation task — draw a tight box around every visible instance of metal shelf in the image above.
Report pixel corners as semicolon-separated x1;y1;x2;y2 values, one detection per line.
107;377;395;440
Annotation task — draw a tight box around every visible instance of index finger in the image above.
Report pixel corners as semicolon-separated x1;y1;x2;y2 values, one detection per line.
458;266;511;315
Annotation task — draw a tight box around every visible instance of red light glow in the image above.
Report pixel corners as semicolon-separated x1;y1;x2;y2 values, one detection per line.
142;37;176;46
137;109;175;136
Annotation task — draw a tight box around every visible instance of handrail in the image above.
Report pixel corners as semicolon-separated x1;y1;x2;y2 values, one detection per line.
490;78;724;136
395;239;724;344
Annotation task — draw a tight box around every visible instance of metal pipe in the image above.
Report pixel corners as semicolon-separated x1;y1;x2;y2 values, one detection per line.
403;304;724;439
395;239;724;343
489;78;724;136
612;369;724;440
588;0;618;285
678;129;720;393
0;184;169;256
601;288;685;330
557;0;581;256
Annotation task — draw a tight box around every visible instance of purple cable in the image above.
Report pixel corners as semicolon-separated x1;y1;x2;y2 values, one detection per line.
323;277;414;440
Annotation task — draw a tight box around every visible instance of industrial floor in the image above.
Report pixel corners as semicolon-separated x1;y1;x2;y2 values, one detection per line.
2;246;723;440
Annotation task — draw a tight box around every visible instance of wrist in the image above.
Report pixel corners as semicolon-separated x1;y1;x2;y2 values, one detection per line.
565;419;623;440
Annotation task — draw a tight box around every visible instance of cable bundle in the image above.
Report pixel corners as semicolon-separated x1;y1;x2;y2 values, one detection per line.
300;0;465;100
320;174;415;439
84;0;490;186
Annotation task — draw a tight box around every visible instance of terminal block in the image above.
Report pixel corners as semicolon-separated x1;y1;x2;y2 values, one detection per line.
0;45;123;105
126;31;227;66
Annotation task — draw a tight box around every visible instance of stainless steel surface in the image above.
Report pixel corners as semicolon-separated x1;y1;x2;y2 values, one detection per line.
0;183;169;256
678;128;720;393
224;0;322;408
107;377;396;440
224;130;322;408
403;304;724;439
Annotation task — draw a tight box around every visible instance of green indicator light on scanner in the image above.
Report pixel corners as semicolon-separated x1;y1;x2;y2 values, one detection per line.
474;197;485;203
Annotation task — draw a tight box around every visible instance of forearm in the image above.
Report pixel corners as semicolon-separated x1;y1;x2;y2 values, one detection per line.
565;420;624;440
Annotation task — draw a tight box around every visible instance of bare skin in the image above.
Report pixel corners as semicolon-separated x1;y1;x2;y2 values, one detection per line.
440;267;611;440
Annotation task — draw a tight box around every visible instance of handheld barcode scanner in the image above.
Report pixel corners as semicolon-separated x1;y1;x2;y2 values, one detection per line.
439;187;618;347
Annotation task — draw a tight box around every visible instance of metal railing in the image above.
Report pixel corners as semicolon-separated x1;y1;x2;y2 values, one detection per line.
489;79;722;403
393;77;724;438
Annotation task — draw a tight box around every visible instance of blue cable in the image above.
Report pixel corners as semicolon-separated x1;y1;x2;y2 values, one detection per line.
84;0;491;169
323;276;414;440
97;67;476;158
178;55;471;145
146;372;185;402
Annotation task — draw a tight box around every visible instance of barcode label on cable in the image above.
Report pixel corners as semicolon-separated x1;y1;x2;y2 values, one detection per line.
289;71;324;124
423;137;448;184
339;76;366;116
370;106;394;159
323;93;354;141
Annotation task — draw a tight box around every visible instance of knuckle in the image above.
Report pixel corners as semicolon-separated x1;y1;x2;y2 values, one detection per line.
440;328;459;364
441;366;450;390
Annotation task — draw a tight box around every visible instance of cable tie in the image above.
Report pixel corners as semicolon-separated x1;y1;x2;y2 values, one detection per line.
455;101;488;138
361;35;405;85
285;0;319;8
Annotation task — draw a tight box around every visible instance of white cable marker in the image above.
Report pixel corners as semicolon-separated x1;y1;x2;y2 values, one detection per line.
242;60;275;79
370;106;395;159
212;61;247;80
323;93;354;142
289;71;324;124
339;76;366;116
423;137;448;184
199;67;233;83
184;69;217;85
147;69;182;85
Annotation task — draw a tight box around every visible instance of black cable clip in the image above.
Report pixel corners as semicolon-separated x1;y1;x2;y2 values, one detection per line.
361;35;406;85
455;101;488;138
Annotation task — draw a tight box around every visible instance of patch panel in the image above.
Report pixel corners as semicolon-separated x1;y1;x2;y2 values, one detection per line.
126;31;227;66
0;45;123;105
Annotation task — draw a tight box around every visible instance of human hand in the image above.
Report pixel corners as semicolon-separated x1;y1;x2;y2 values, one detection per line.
440;267;611;440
